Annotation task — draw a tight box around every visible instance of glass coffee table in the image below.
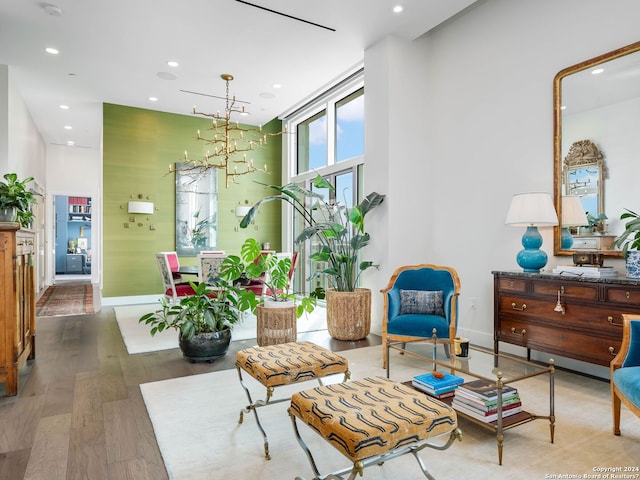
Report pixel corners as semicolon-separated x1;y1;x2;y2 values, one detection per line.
386;335;555;465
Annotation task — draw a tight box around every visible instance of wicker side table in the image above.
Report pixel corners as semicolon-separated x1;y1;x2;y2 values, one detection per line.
256;304;297;346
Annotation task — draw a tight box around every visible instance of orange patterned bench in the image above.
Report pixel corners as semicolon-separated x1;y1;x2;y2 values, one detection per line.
289;376;461;479
235;341;350;460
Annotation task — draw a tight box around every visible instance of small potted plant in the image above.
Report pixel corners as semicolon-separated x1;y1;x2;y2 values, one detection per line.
139;271;258;362
613;208;640;278
0;173;40;227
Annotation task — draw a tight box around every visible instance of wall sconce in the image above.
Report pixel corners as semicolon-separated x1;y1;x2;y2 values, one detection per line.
235;204;252;217
128;201;155;214
123;193;156;229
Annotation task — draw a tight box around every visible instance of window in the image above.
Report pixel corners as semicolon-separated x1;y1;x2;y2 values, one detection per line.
282;69;364;295
335;88;364;163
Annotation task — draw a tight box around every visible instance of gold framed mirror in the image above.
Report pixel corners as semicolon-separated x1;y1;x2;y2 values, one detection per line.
553;40;640;258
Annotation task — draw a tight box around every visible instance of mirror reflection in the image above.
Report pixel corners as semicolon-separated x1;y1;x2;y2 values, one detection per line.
554;40;640;257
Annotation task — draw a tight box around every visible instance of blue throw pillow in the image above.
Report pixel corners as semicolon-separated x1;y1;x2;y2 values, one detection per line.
399;289;445;316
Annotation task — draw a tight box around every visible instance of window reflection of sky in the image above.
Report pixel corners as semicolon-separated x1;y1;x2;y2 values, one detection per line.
569;168;599;215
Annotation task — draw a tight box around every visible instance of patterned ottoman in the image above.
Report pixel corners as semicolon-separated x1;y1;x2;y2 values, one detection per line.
235;341;350;460
289;376;461;480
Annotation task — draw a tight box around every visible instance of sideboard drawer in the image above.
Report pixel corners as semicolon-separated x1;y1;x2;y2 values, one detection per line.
497;277;526;293
604;285;640;305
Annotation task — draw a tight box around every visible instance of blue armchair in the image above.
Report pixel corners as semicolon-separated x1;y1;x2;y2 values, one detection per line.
611;314;640;435
381;264;461;368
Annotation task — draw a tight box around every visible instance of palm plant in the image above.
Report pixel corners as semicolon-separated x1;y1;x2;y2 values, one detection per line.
239;174;385;295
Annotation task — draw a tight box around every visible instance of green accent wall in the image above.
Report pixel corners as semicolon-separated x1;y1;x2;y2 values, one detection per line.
103;104;282;297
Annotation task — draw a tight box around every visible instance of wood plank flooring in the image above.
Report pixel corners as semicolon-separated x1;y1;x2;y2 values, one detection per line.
0;306;381;480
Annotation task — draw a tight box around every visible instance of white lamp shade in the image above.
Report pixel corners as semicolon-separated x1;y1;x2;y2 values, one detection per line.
235;205;252;217
128;201;154;214
505;192;558;227
561;196;588;226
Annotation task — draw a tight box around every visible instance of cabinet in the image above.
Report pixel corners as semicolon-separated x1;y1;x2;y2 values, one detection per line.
0;224;36;396
66;254;84;273
571;235;616;251
493;271;640;367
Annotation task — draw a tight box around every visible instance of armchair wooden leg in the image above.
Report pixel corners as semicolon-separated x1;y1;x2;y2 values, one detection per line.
612;389;622;436
382;336;388;369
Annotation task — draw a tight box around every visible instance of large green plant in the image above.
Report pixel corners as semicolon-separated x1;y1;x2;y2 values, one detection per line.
139;272;258;341
0;173;40;227
613;208;640;256
240;175;385;294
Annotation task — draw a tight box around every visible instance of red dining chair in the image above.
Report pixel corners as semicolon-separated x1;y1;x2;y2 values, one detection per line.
160;251;183;282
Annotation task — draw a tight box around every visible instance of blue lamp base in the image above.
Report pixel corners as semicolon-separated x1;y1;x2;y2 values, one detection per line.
561;227;574;249
516;226;548;273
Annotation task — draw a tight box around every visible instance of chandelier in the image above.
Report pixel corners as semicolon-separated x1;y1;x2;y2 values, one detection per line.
172;74;285;188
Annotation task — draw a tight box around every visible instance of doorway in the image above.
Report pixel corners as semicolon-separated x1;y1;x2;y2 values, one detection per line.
54;195;92;281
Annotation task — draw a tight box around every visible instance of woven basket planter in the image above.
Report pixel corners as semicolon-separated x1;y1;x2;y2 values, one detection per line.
256;304;297;346
326;288;371;341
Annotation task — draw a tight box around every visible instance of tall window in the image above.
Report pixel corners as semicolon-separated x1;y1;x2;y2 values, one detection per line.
335;88;364;164
282;69;364;295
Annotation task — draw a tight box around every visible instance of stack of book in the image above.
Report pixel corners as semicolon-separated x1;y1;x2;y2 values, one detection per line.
452;379;522;422
552;265;618;278
412;371;465;399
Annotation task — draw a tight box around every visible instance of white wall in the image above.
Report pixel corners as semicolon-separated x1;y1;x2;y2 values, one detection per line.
45;139;102;286
364;0;640;376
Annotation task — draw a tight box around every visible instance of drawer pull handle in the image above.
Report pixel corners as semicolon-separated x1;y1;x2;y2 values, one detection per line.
607;316;624;327
510;327;526;336
511;302;526;311
626;291;631;299
609;346;617;356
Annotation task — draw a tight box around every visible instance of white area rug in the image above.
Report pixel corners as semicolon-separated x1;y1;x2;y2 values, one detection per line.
114;303;327;354
140;345;640;480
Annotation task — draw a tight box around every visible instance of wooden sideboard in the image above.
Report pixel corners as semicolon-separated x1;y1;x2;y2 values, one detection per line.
0;223;36;396
493;270;640;367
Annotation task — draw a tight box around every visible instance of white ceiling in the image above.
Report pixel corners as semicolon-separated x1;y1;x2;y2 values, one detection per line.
0;0;476;151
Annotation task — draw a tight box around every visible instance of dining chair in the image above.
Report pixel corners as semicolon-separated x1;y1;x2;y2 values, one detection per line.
380;264;461;369
159;251;183;282
197;253;228;286
155;253;196;304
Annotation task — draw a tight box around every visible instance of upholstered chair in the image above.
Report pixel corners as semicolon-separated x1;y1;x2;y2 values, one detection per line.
611;313;640;435
155;253;196;304
381;264;461;369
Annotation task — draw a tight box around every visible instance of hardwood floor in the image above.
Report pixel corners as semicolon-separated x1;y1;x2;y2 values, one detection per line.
0;305;381;480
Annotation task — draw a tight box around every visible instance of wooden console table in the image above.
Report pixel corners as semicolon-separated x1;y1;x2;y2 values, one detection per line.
0;223;36;396
493;270;640;366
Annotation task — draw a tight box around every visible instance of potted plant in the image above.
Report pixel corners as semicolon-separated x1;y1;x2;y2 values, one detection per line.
613;208;640;278
139;271;258;362
0;173;40;227
240;174;385;340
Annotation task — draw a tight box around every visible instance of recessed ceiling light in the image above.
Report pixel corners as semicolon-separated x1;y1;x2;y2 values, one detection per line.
272;83;282;89
392;5;404;13
167;61;179;67
149;96;158;102
45;47;59;55
157;71;177;81
43;4;63;16
64;125;72;130
59;104;69;110
591;68;604;75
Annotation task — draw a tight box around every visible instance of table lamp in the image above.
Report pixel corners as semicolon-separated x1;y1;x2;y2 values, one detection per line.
505;192;559;273
561;195;588;249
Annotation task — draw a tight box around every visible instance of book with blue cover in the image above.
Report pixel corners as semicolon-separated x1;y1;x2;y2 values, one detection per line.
412;371;465;393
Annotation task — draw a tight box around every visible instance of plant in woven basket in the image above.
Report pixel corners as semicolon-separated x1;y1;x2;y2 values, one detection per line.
227;237;318;318
239;174;385;296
